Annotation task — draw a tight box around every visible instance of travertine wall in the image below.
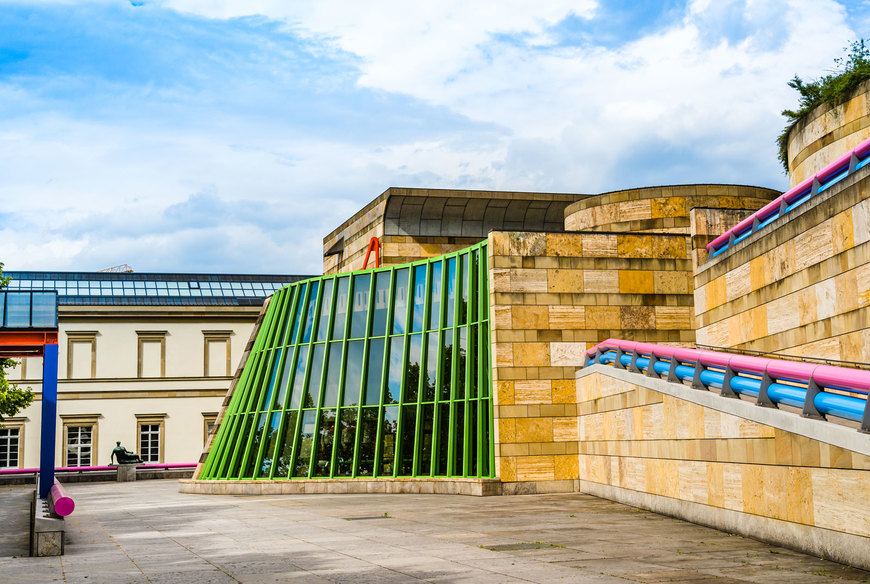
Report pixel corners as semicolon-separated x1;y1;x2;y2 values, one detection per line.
564;184;777;235
695;166;870;361
576;368;870;570
787;78;870;187
489;230;695;492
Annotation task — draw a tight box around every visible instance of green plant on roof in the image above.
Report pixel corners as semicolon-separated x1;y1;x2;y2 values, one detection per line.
777;39;870;173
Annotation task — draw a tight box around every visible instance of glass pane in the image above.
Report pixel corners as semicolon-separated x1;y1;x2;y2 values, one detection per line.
371;271;390;336
257;412;282;478
456;327;467;399
343;340;364;406
357;407;378;476
428;261;442;330
301;281;320;343
385;337;403;404
404;334;422;403
314;409;336;477
459;254;469;325
315;279;334;342
276;288;295;346
305;344;325;408
411;265;427;332
289;283;307;344
379;406;399;476
274;349;293;409
437;403;450;475
5;294;30;328
364;338;385;405
418;404;434;476
331;277;350;339
336;408;357;476
452;403;465;476
261;348;283;411
228;414;253;477
243;412;268;478
440;330;453;401
424;333;438;402
469;401;479;476
391;268;409;335
400;405;417;475
469;326;478;398
323;342;343;407
293;411;316;477
289;345;309;409
350;274;370;338
30;293;56;328
273;411;298;478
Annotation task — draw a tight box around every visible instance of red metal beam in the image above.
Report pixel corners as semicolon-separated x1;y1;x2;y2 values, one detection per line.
0;330;58;357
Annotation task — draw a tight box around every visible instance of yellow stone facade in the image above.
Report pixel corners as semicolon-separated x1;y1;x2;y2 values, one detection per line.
696;171;870;361
577;371;870;561
787;78;870;187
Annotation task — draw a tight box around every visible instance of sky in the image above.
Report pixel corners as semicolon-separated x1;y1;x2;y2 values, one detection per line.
0;0;868;275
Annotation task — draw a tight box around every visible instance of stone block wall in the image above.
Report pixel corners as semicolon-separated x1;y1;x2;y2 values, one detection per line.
695;167;870;361
575;367;870;570
787;78;870;187
564;184;777;235
488;230;695;492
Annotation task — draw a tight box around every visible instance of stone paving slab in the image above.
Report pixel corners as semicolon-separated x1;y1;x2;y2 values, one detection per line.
0;480;868;583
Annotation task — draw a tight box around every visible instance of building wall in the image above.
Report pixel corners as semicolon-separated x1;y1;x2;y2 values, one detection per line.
488;230;695;492
695;165;870;361
575;367;870;570
5;305;260;468
787;78;870;187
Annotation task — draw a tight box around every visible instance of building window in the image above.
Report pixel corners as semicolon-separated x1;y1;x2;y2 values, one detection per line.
137;331;167;378
61;415;100;467
66;332;97;379
65;425;93;467
136;414;165;463
202;412;218;447
0;423;23;468
203;331;233;377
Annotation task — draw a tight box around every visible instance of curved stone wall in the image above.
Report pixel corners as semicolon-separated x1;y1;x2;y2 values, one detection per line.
786;78;870;187
563;184;778;234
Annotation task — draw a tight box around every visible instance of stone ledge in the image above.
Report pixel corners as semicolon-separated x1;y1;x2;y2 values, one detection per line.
179;477;503;497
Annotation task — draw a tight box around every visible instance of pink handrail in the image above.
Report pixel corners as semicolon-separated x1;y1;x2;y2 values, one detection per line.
707;135;870;252
0;462;197;475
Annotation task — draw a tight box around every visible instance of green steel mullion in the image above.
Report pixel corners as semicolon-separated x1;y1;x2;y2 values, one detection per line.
430;256;449;475
373;268;396;477
351;271;378;477
330;274;353;478
262;288;298;478
447;252;462;477
412;261;433;476
307;279;331;479
476;249;486;476
393;265;414;477
285;404;305;479
463;253;474;477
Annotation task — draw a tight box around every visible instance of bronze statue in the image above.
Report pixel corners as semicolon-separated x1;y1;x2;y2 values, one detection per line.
110;441;144;465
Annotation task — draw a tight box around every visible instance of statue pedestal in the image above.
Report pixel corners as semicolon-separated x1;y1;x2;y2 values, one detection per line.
117;463;137;482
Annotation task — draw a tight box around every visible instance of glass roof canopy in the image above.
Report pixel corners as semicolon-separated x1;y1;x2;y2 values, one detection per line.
4;271;312;307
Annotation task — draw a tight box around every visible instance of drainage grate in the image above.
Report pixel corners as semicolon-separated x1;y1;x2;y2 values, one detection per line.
343;515;391;521
482;542;563;551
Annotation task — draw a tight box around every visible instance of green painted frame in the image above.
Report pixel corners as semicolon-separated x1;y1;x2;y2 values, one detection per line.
200;241;493;480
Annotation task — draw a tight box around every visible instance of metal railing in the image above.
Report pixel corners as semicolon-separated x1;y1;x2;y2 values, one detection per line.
0;463;196;476
583;339;870;433
706;136;870;257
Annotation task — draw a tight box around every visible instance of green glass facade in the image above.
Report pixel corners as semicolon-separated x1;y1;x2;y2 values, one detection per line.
200;241;494;480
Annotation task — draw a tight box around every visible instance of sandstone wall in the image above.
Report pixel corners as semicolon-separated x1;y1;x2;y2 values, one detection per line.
576;367;870;570
488;230;695;493
695;166;870;361
787;78;870;187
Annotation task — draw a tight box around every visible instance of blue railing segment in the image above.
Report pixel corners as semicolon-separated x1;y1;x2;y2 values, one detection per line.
707;136;870;257
586;341;870;433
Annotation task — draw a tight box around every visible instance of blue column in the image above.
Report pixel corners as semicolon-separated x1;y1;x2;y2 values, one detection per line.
38;343;59;499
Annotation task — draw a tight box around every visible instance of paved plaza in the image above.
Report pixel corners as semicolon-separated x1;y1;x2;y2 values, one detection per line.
0;479;868;584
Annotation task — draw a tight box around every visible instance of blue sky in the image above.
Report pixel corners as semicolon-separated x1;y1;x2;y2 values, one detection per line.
0;0;867;274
